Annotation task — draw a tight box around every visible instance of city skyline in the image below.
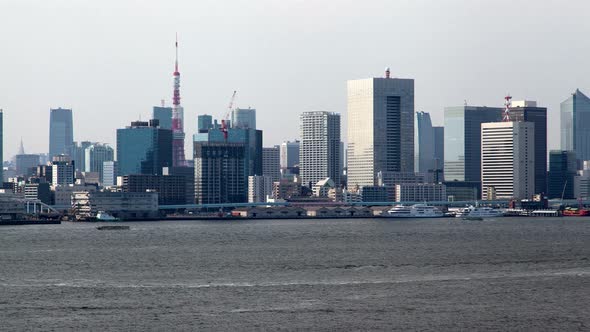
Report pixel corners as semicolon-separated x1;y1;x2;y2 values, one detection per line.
1;1;590;159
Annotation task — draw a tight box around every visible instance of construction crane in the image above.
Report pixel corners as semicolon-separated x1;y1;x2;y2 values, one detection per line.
221;90;237;141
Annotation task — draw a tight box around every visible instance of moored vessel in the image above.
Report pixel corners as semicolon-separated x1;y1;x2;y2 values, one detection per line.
455;206;504;218
383;204;444;218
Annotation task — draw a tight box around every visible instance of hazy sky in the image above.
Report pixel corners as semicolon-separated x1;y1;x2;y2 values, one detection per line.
1;0;589;158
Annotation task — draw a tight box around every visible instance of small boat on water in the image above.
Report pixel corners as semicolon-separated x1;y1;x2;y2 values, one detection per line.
383;204;444;218
96;211;119;221
455;206;504;218
96;225;130;230
562;207;590;217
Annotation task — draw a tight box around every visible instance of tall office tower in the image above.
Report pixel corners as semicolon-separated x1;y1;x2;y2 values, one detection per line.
15;140;40;177
197;114;213;133
116;120;172;176
414;111;435;173
561;89;590;164
444;105;503;197
193;142;247;204
248;175;273;203
49;107;74;158
433;126;444;179
262;146;281;183
547;150;577;199
299;111;341;188
84;143;114;183
280;140;300;169
102;161;117;187
347;69;414;188
231;108;256;129
153;106;173;130
70;141;92;171
0;110;3;182
574;161;590;199
481;122;535;200
51;155;75;186
193;117;263;177
170;37;186;167
509;100;547;194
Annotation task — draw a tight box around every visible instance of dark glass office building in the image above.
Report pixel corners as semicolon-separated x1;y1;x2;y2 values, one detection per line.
49;108;74;158
561;89;590;164
444;106;502;197
152;106;173;130
116;120;172;176
193;142;247;204
548;150;577;199
510;104;547;195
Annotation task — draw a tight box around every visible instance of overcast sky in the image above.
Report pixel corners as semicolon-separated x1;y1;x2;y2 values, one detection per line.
1;0;589;158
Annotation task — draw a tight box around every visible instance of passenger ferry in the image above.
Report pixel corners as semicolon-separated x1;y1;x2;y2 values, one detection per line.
384;204;444;218
455;206;504;218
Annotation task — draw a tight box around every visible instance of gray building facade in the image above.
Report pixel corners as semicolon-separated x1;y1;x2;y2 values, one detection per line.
300;111;341;188
49;107;74;158
561;89;590;164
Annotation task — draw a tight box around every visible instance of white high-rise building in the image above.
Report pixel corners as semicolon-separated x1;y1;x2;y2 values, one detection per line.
299;111;341;188
248;175;272;203
102;161;117;187
347;70;414;188
574;161;590;199
481;122;535;200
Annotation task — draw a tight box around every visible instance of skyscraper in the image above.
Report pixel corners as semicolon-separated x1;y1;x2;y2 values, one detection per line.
280;141;300;169
433;126;444;180
70;141;92;171
84;143;114;183
49;107;73;158
153;106;173;130
414;111;435;173
231;108;256;129
561;89;590;164
194;142;247;204
262;146;281;183
51;155;75;186
116;120;172;176
0;110;3;182
300;111;341;187
509;100;547;195
347;69;414;188
481;122;535;200
548;150;577;199
197;115;213;133
171;37;186;167
444;106;503;187
248;175;273;203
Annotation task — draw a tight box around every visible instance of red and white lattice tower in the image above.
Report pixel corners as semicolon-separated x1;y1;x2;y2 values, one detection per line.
503;94;512;122
171;34;186;167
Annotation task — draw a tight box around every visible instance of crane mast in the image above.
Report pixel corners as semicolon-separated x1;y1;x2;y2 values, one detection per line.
221;90;237;141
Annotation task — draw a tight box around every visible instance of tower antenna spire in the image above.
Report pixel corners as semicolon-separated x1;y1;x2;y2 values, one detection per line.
171;33;186;166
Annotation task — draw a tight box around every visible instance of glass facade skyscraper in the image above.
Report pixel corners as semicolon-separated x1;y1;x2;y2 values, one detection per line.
231;108;256;129
561;89;590;163
116;120;172;176
548;150;577;199
49;108;73;158
347;75;414;187
444;106;503;184
414;111;435;173
152;106;173;130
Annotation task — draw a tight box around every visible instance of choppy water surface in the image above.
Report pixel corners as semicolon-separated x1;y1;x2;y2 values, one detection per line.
1;217;589;330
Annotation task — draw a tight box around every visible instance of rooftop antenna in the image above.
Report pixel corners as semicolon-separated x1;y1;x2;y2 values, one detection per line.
161;99;165;107
503;94;512;122
385;67;391;79
464;99;467;106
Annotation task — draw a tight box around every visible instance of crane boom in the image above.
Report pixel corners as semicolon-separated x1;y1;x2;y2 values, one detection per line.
221;90;237;141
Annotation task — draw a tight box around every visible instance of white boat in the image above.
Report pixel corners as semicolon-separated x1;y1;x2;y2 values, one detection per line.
455;206;504;218
96;211;120;221
384;204;444;218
